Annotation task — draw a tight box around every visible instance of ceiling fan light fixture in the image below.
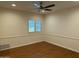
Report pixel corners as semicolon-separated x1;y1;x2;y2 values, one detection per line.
34;1;55;14
41;9;45;13
11;4;16;7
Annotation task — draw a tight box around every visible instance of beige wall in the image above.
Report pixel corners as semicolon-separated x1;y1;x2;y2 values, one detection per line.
0;7;45;51
45;6;79;52
1;5;79;53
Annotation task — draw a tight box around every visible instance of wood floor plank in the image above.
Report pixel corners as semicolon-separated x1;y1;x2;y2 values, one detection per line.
0;41;79;58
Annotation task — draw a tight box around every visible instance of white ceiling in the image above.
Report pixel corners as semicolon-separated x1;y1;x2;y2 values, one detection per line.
0;1;79;14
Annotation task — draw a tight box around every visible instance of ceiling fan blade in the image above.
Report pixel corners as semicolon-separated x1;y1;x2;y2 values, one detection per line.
44;4;55;8
45;9;52;11
40;1;42;5
40;1;43;9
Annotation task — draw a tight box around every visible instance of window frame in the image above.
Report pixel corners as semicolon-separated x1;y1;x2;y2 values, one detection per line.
27;17;42;33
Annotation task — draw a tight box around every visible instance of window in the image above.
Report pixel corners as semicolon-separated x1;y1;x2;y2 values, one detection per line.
28;17;41;32
28;18;35;32
36;17;41;32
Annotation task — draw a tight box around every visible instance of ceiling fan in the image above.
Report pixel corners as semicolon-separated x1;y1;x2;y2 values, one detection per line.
34;1;55;12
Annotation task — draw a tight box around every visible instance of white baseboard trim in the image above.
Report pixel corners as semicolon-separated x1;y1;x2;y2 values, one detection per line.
1;33;79;53
0;40;43;51
46;40;79;53
45;34;79;53
0;33;45;51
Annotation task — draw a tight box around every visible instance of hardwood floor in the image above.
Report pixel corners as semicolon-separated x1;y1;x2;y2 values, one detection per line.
0;41;79;58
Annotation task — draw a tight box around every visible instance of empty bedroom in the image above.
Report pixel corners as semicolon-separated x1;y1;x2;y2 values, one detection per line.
0;1;79;58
